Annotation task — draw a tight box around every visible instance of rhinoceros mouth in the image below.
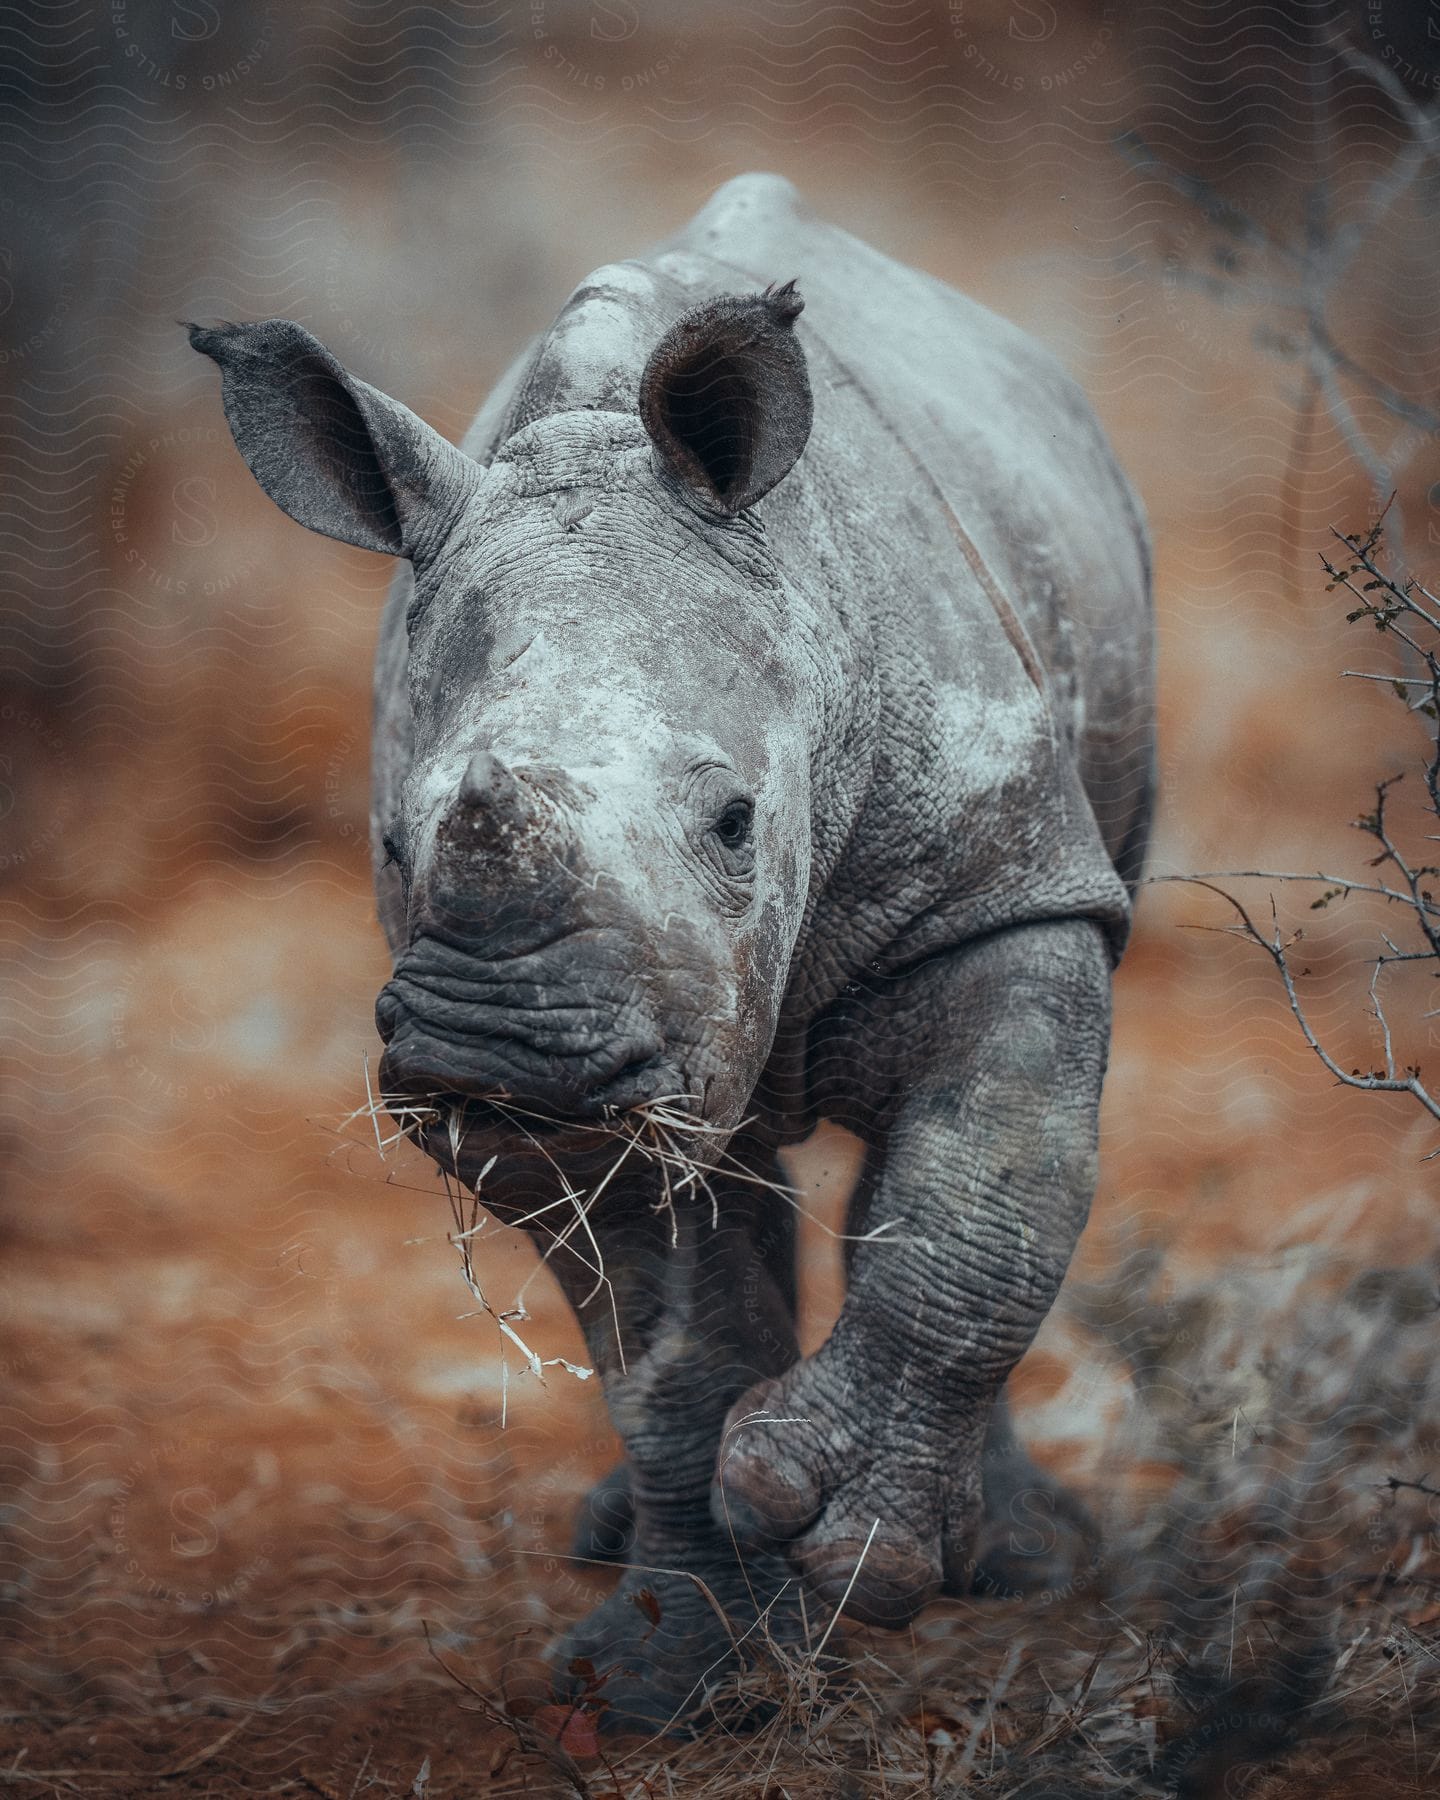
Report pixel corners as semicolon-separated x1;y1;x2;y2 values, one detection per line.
394;1074;708;1203
377;1023;674;1115
413;1100;589;1175
408;1076;662;1142
374;1010;690;1190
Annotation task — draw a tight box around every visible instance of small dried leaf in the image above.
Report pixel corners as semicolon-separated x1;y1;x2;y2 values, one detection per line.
533;1704;600;1759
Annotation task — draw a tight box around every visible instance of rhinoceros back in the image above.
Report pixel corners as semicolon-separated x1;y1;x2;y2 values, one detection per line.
655;174;1153;900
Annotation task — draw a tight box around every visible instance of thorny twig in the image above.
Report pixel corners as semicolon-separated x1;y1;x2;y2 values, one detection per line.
1161;515;1440;1151
1381;1475;1440;1502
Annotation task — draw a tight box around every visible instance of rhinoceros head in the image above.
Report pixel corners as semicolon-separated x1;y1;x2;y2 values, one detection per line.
191;286;817;1167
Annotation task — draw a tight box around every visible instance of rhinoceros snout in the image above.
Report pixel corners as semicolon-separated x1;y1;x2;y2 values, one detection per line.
375;979;677;1126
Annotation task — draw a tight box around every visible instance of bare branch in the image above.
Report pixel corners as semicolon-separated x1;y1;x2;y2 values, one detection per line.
1177;881;1440;1128
1164;512;1440;1150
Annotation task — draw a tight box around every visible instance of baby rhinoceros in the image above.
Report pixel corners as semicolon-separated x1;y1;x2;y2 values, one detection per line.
191;173;1154;1730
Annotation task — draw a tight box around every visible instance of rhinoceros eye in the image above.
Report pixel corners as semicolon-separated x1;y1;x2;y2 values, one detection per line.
380;826;412;894
712;798;753;851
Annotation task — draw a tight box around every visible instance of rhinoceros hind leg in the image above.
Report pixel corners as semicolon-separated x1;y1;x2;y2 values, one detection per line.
572;1461;635;1563
963;1392;1101;1601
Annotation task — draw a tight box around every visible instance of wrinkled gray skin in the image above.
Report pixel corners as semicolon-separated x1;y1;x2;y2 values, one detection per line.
191;174;1153;1731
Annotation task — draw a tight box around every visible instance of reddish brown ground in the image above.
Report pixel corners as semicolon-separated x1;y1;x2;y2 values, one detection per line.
3;6;1439;1793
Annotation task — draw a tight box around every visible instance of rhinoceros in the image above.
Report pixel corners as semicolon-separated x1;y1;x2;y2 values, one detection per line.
191;171;1153;1728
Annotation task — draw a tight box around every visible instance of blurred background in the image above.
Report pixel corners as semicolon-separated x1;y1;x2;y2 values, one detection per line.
3;0;1440;1790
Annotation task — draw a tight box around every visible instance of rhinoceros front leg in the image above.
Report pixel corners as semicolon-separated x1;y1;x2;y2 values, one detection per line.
715;918;1111;1627
537;1142;801;1728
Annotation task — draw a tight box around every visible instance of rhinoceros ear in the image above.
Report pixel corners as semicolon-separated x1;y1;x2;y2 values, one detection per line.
187;319;474;561
638;281;812;516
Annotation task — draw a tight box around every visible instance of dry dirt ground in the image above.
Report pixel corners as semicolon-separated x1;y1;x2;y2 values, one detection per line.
4;5;1440;1792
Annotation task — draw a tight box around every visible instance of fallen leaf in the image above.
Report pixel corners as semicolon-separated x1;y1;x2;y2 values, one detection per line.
533;1703;600;1759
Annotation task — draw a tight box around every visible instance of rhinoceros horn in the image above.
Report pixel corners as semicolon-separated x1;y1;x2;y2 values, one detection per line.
451;750;535;848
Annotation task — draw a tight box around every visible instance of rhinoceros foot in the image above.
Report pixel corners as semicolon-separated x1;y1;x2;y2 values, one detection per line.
717;1360;1104;1625
713;1356;978;1629
545;1542;806;1735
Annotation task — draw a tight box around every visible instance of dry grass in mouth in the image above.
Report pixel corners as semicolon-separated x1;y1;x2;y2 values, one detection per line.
341;1060;901;1407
